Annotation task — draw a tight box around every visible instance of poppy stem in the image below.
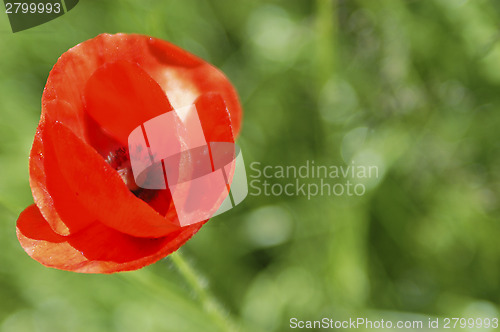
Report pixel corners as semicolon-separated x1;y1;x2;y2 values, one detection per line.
169;251;239;332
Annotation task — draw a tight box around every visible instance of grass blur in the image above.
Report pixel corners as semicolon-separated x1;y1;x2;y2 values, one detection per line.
1;0;500;331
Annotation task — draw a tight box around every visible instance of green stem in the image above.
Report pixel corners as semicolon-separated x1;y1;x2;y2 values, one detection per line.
316;0;337;85
170;251;239;332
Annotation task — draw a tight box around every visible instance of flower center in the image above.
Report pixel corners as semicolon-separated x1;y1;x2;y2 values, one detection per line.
84;114;172;216
105;147;138;191
103;146;171;216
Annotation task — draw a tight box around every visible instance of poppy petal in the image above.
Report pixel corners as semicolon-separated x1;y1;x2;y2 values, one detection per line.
29;120;96;236
39;119;182;238
195;93;235;143
42;33;242;143
17;205;202;273
190;65;243;136
147;36;204;68
83;60;174;146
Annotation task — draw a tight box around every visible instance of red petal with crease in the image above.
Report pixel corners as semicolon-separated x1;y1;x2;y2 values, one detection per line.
42;33;242;139
42;120;181;238
17;205;202;273
196;93;235;143
84;60;174;145
29;120;95;236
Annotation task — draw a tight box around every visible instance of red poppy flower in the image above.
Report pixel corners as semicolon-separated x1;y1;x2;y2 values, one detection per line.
16;33;242;273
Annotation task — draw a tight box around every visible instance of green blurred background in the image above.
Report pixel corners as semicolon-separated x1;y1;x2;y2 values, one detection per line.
1;0;500;331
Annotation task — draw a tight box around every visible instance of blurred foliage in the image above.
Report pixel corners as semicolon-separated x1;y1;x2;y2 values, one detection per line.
1;0;500;331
